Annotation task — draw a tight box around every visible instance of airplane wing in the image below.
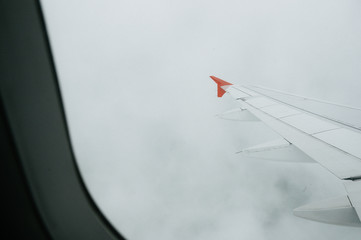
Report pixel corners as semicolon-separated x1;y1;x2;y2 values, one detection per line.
211;76;361;227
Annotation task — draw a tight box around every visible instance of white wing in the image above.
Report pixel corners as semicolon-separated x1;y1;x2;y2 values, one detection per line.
211;76;361;227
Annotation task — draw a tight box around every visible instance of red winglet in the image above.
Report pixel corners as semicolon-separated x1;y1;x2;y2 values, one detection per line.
210;76;232;97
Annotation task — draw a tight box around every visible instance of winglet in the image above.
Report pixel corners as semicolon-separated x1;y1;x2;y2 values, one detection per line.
210;76;232;97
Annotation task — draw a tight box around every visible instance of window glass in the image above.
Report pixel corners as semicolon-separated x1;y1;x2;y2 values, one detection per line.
41;1;361;239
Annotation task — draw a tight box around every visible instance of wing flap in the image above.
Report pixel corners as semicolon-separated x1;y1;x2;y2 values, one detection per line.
314;128;361;160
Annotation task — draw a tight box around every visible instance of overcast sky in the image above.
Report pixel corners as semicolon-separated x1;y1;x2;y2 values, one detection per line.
41;0;361;239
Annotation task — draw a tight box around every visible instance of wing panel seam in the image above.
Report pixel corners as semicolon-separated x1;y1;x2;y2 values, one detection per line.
243;86;361;131
243;101;361;164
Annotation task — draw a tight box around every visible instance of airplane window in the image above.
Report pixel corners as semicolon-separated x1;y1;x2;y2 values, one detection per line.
40;0;361;239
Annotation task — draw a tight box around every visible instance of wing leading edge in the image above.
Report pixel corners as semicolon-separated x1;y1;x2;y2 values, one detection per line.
211;76;361;227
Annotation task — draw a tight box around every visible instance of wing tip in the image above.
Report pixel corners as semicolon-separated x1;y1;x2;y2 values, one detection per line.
210;76;232;98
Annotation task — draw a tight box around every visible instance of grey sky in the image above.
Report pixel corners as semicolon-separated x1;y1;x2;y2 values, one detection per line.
41;0;361;239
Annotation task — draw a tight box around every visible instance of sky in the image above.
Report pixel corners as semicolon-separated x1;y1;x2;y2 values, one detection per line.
41;0;361;239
